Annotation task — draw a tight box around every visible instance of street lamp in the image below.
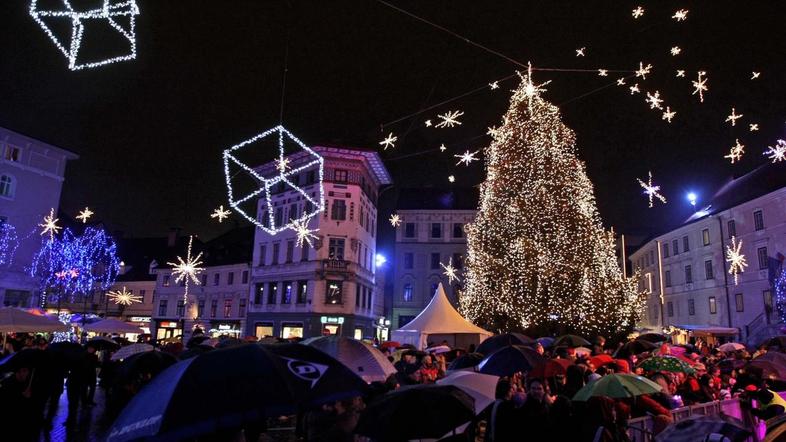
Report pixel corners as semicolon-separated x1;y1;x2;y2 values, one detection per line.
375;253;387;267
687;192;697;209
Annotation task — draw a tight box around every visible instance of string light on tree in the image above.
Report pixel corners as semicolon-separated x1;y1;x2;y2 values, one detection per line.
167;235;204;302
455;150;480;166
379;132;397;150
487;126;500;138
725;107;743;126
290;218;319;248
692;71;708;103
751;72;761;80
670;46;681;56
637;172;667;208
76;207;93;223
662;107;676;123
39;208;61;240
597;69;608;77
765;140;786;163
440;258;461;284
435;110;464;128
676;70;686;78
107;286;143;305
389;214;402;227
635;62;652;79
575;47;586;57
210;205;231;223
725;139;745;164
726;236;748;285
749;123;759;132
632;6;644;18
645;91;664;110
672;9;689;21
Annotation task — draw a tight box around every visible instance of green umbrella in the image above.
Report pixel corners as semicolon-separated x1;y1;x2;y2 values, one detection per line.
638;356;696;374
573;373;662;401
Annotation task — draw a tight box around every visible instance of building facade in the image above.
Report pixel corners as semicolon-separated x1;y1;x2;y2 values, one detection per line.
0;127;78;308
391;189;477;330
630;163;786;343
245;146;392;340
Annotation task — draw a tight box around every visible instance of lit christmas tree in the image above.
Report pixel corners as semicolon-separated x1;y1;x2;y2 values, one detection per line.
460;66;643;337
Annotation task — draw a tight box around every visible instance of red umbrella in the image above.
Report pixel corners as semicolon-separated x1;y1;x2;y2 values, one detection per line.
380;341;401;350
531;358;572;378
590;354;614;368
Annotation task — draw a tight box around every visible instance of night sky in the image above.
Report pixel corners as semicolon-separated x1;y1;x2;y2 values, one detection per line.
2;1;785;248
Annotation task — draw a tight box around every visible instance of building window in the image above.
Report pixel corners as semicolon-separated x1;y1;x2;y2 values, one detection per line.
702;229;710;246
201;274;208;286
254;283;264;304
685;265;692;284
758;247;768;270
705;260;714;280
404;252;414;269
663;243;670;258
286;240;294;263
255;322;274;338
764;289;773;312
688;299;695;315
163;274;170;287
430;253;440;269
754;210;764;231
683;236;690;252
224;299;232;317
301;244;309;261
331;200;347;221
404;223;416;238
4;145;19;162
672;239;679;255
282;282;292;304
281;323;303;339
667;301;674;317
327;238;344;261
0;175;14;198
210;300;217;318
326;281;342;304
453;223;464;238
176;300;185;316
354;328;363;340
267;283;278;304
242;270;249;284
271;243;280;265
197;300;205;317
259;245;267;266
649;250;655;266
727;220;736;239
355;284;361;307
645;254;649;267
213;273;220;286
431;223;442;238
238;299;246;317
709;297;717;314
289;203;298;221
228;272;234;285
297;281;308;304
735;293;744;312
403;283;413;302
275;208;283;227
334;169;348;183
158;300;167;316
398;315;415;328
664;270;671;287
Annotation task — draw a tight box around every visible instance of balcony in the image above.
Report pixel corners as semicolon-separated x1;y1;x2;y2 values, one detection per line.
322;259;350;272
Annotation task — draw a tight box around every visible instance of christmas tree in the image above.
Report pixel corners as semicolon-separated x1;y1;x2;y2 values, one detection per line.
460;66;643;337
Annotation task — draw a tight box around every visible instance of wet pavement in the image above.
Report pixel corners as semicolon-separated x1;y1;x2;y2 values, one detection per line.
40;384;112;442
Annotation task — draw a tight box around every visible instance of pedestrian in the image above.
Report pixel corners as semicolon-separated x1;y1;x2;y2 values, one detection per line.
519;378;551;440
0;366;41;441
417;354;442;383
484;378;519;442
84;344;99;406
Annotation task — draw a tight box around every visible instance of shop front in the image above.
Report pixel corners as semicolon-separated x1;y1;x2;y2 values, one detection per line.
155;319;182;341
320;316;344;336
208;321;243;338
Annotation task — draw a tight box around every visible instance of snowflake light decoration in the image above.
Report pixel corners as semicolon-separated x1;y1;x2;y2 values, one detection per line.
389;214;402;227
275;157;291;173
598;69;608;77
489;81;499;90
692;71;708;103
439;144;447;152
30;0;140;71
751;72;761;80
765;140;786;163
379;133;397;150
616;78;626;86
676;70;686;78
290;218;319;248
576;47;586;57
107;286;142;306
670;46;681;56
76;207;93;223
435;110;464;128
425;120;432;127
725;107;743;126
210;205;231;223
632;6;644;18
455;150;480;166
637;172;666;208
749;124;759;132
646;91;664;110
726;236;747;285
629;84;640;95
672;9;689;21
167;235;204;302
662;107;676;123
725;139;745;164
441;257;461;284
635;62;652;79
223;125;325;234
39;208;61;240
514;63;552;107
448;175;455;183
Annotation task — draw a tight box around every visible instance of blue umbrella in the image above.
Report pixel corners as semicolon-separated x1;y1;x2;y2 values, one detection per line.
537;337;555;348
478;345;546;377
476;333;535;356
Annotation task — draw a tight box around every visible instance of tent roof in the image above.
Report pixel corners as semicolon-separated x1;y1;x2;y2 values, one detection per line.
395;283;491;336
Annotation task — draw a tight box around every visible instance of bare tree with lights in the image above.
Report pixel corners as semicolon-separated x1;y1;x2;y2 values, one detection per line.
460;66;643;338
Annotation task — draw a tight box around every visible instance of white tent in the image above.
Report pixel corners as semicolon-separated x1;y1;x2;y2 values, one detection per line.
0;307;69;333
392;283;492;350
83;318;142;334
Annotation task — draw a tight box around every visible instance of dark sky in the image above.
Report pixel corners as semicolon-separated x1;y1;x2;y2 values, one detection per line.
1;1;785;245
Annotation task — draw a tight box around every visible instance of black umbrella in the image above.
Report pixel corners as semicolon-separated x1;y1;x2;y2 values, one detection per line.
178;344;214;360
356;384;474;442
115;350;178;386
448;353;485;371
478;345;546;377
476;333;535;356
553;335;591;348
47;341;86;368
87;336;121;351
185;335;210;348
636;333;669;343
215;337;245;349
0;348;52;372
764;336;786;351
614;340;658;358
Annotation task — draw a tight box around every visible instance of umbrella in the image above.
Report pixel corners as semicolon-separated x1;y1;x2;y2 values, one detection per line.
574;347;592;357
111;343;154;361
747;360;786;380
530;358;573;378
757;352;786;366
87;336;121;351
307;335;396;382
425;345;451;354
763;336;786;350
379;341;400;350
718;342;746;353
115;350;177;386
355;384;475;442
553;335;591;348
476;333;535;356
47;341;86;367
478;345;546;377
448;352;484;371
637;333;669;343
178;344;214;360
590;354;615;369
638;356;696;374
536;337;555;348
215;337;245;349
107;344;355;442
83;318;142;334
655;415;751;442
0;308;69;333
573;373;662;401
0;348;52;372
614;339;658;358
437;371;498;413
186;335;210;348
764;414;786;442
719;359;747;373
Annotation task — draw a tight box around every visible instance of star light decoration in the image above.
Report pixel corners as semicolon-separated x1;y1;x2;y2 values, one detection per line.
290;218;319;248
379;133;397;150
646;91;664;110
439;143;447;152
726;236;748;286
435;110;464;128
275;157;291;172
440;258;461;284
616;78;626;86
635;62;652;80
765;140;786;163
575;47;586;57
30;0;140;71
692;71;708;103
662;107;676;123
76;207;93;223
389;214;402;227
670;46;681;56
107;286;143;306
448;175;455;183
749;124;759;132
676;70;686;78
632;6;645;18
489;81;499;90
425;120;432;127
751;72;761;80
39;208;62;240
210;205;231;223
637;172;667;208
725;107;743;126
672;9;689;21
455;150;480;166
629;84;640;95
167;235;204;303
725;139;745;164
598;69;608;77
223;125;325;234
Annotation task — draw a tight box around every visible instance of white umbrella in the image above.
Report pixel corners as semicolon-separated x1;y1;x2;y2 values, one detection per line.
0;307;69;333
83;318;142;334
575;346;592;357
437;370;499;413
718;342;745;352
425;345;451;354
111;343;154;361
307;336;397;383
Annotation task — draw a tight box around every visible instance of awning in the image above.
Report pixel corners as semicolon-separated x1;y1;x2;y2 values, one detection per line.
673;324;739;336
